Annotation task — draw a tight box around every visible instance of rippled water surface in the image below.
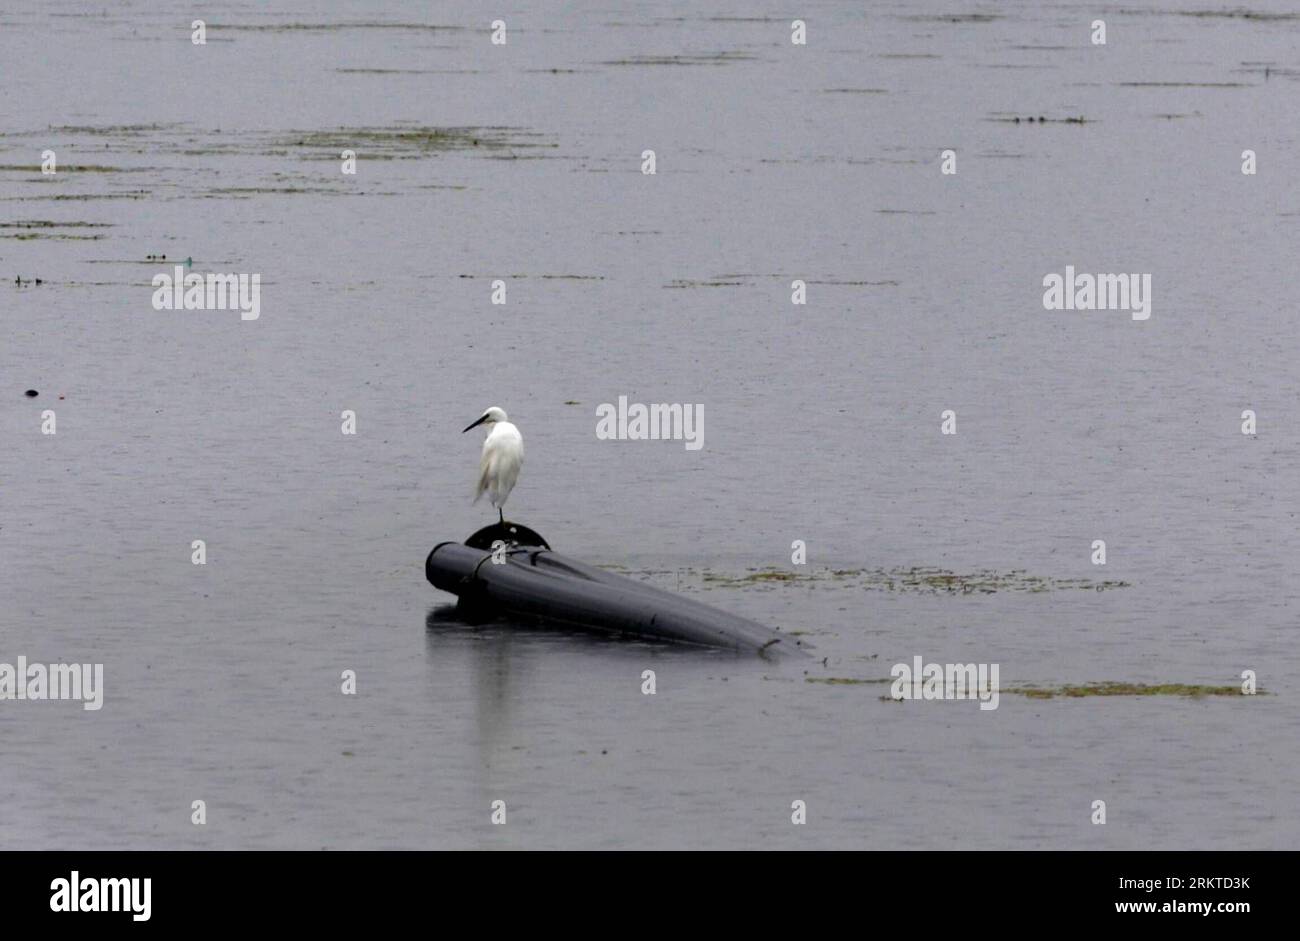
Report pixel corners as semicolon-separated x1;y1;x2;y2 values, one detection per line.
2;1;1297;848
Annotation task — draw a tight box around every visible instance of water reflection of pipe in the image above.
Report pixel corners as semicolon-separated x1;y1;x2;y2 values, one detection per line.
424;607;517;779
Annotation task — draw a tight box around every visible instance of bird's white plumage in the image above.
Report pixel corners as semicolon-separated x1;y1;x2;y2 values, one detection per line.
469;407;523;514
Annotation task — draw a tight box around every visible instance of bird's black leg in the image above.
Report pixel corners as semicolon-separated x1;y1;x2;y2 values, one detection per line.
498;507;504;525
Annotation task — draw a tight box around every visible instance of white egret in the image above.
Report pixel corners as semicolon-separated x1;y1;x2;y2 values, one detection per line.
462;406;523;524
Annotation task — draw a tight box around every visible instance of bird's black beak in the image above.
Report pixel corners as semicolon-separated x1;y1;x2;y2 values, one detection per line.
462;414;488;433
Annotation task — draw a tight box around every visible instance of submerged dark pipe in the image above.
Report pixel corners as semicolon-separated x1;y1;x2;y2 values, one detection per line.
426;529;808;656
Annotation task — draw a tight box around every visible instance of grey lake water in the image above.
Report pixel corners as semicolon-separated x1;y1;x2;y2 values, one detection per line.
2;0;1297;849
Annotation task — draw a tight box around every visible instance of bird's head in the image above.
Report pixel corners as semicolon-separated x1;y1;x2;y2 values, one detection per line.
462;406;508;433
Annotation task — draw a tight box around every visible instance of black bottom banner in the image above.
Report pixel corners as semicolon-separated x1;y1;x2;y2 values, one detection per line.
0;850;1281;927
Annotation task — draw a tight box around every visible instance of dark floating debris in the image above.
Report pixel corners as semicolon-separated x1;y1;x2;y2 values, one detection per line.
25;389;38;397
427;523;808;656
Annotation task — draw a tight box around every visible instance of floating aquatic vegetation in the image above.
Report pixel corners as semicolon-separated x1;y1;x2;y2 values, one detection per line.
0;164;137;173
694;566;1130;594
1005;682;1255;699
728;571;801;583
665;278;748;288
0;221;113;228
86;259;198;266
2;123;555;166
666;275;898;289
36;123;179;137
211;22;466;33
336;67;472;74
807;678;1257;698
1155;9;1300;21
202;185;359;196
902;13;1002;24
0;192;149;202
600;52;757;66
447;273;604;281
280;126;554;159
0;232;106;240
1116;81;1251;88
